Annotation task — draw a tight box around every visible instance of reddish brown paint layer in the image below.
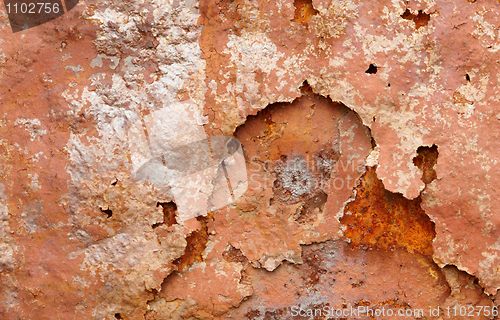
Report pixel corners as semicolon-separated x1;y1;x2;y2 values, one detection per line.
0;5;108;319
227;241;453;320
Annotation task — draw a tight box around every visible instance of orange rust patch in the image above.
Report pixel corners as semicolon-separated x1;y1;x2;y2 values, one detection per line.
401;9;430;29
222;246;248;264
173;212;213;271
154;202;178;228
413;145;438;184
340;167;436;256
302;248;328;286
292;0;318;24
355;299;371;307
245;310;261;319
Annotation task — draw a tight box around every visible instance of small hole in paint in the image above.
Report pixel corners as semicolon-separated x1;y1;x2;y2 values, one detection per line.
365;64;377;74
100;208;113;218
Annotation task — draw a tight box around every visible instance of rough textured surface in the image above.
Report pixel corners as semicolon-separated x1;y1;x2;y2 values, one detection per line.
341;166;436;256
1;0;500;319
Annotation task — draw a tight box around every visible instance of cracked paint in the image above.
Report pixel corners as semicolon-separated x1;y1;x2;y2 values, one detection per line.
1;0;500;318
